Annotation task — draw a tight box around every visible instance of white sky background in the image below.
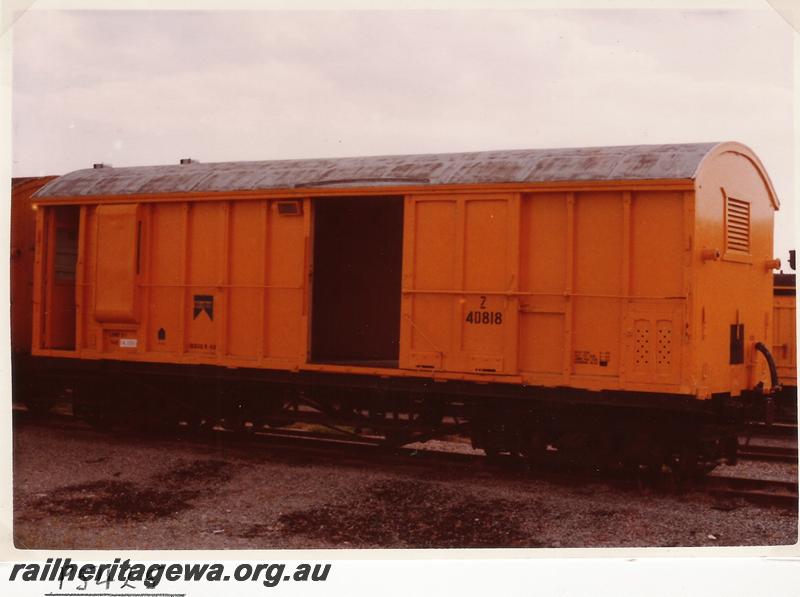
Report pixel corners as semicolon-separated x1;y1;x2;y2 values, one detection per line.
9;8;796;258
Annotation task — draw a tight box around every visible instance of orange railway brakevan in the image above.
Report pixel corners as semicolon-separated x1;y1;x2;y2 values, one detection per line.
17;142;787;472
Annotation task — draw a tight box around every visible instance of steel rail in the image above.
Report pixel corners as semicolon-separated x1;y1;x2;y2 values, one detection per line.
13;405;798;511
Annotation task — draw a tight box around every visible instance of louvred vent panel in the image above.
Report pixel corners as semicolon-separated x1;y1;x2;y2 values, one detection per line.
726;196;750;253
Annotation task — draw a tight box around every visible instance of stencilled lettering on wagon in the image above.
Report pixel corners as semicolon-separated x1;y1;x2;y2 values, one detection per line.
573;350;612;367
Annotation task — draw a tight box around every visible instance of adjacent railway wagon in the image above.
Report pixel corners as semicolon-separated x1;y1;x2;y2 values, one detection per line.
773;270;797;419
21;142;785;471
11;176;57;406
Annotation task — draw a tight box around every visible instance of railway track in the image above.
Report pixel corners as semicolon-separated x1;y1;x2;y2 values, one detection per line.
11;406;482;470
705;476;798;509
737;443;798;464
13;405;799;511
744;421;798;439
739;421;797;464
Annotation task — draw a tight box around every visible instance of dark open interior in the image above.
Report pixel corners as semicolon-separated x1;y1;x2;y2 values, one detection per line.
44;206;79;350
311;196;404;367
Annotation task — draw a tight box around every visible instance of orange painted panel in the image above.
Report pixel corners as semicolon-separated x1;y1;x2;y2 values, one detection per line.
572;297;619;376
624;302;684;384
186;203;223;354
406;295;452;367
621;191;687;387
518;193;568;375
402;195;517;375
263;201;306;360
147;203;185;353
411;200;457;290
227;290;261;357
519;193;568;293
187;202;223;286
460;200;509;358
773;294;796;387
574;192;623;296
229;202;264;285
149;203;183;286
693;148;777;395
227;201;265;357
94;204;139;323
520;313;564;374
463;200;508;289
402;200;457;368
571;192;623;377
11;177;55;355
630;191;684;297
148;288;183;353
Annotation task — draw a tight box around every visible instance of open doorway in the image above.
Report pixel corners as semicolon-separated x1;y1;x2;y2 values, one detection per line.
42;206;80;350
311;196;404;367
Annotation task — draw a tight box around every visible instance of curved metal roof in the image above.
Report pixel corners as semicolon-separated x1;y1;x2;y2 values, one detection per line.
35;142;721;198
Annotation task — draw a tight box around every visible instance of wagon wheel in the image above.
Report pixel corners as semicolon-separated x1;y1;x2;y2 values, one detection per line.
222;399;255;434
669;440;701;487
183;412;213;435
325;397;357;419
520;429;548;468
263;395;299;429
70;381;117;431
579;430;625;473
23;395;57;417
21;377;63;417
482;429;515;464
84;396;117;431
382;428;410;448
84;410;110;431
411;397;444;427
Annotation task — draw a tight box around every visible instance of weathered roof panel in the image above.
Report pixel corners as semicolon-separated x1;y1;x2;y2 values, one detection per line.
34;142;720;198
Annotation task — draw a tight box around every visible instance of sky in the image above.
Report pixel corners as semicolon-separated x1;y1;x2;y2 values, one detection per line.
7;7;797;259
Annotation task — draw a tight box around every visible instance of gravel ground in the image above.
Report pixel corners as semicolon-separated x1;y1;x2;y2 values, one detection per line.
710;459;797;482
12;421;798;550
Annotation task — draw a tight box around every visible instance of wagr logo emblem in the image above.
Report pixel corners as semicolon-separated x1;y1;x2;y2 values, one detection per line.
193;295;214;321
